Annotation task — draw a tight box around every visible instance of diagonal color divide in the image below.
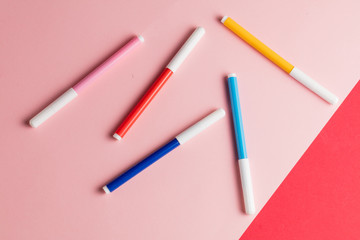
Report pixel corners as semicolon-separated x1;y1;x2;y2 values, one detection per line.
240;80;360;239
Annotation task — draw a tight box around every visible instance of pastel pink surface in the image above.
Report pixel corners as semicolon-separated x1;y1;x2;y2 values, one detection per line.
73;36;143;93
0;0;359;240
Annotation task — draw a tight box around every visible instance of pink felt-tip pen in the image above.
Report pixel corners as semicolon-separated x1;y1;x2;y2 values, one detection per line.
29;35;144;128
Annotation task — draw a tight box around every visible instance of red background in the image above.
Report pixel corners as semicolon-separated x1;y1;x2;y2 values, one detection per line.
240;80;360;239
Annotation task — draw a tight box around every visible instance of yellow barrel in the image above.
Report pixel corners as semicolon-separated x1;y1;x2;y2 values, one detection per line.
222;16;294;74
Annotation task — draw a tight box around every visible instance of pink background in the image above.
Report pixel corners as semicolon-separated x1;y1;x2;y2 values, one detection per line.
0;0;359;239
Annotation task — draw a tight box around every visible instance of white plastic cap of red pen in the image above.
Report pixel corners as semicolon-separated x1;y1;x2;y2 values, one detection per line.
166;27;205;73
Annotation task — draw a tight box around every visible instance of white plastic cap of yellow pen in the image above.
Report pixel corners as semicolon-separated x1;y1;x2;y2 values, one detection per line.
289;67;338;104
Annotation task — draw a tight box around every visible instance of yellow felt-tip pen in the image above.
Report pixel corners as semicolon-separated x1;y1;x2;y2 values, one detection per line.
221;16;338;105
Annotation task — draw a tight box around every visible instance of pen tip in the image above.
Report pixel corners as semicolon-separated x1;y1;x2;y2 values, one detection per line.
113;133;122;141
103;186;110;194
137;35;144;43
228;73;237;78
221;16;228;23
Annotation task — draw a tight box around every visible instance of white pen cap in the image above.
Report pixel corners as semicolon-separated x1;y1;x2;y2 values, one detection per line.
289;67;338;104
238;158;256;214
29;88;78;128
176;108;225;145
166;27;205;73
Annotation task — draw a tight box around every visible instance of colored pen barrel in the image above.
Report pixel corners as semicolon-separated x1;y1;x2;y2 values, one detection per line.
113;27;205;141
227;74;255;215
103;108;225;193
29;35;144;128
221;16;338;105
113;68;173;140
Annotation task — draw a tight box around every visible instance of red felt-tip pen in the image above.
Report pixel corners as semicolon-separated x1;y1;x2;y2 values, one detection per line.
113;27;205;141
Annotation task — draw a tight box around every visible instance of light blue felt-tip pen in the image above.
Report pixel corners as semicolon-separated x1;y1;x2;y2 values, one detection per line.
227;73;255;214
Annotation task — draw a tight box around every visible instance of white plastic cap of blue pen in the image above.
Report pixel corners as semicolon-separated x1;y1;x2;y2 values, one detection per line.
166;27;205;73
238;158;255;214
175;108;225;145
